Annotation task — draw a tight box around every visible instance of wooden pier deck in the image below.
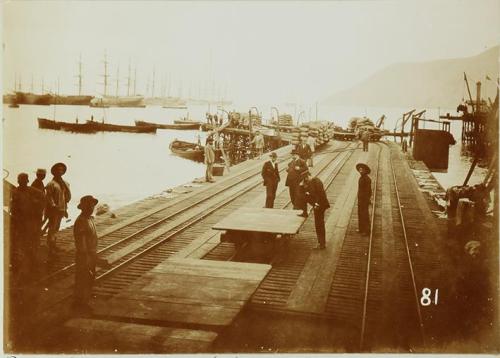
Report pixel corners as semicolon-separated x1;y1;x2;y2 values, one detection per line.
6;139;482;354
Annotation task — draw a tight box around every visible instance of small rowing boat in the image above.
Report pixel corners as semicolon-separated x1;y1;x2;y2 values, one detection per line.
169;139;222;162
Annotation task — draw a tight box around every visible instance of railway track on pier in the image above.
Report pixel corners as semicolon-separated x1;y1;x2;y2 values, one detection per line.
324;142;431;351
91;142;357;298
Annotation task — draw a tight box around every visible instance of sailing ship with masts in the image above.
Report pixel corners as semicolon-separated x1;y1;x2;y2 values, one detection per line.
90;52;145;108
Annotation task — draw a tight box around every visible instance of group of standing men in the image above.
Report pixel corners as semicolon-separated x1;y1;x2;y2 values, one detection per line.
10;163;71;270
261;140;373;249
206;112;223;127
9;162;100;311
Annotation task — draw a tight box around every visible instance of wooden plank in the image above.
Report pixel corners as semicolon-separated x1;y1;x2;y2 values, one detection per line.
100;297;241;326
98;258;271;326
64;318;217;353
118;274;265;306
213;207;305;234
153;258;271;276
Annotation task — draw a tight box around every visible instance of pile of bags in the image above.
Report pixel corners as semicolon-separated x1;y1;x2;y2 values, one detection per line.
277;114;293;126
348;117;375;130
284;121;334;148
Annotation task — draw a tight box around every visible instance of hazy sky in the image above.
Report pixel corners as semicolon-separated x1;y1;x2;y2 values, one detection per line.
2;0;499;104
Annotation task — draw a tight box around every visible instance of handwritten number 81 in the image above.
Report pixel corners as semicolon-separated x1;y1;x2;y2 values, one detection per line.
420;288;438;306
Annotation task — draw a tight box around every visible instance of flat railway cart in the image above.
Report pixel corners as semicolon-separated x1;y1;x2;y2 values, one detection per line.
213;207;307;261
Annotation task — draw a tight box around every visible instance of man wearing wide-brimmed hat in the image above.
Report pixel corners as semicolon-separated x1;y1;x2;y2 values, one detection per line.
45;162;71;254
73;195;99;312
285;149;308;212
261;152;280;208
356;163;372;235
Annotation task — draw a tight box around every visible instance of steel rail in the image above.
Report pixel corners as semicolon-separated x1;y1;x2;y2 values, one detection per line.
388;145;426;346
359;142;383;349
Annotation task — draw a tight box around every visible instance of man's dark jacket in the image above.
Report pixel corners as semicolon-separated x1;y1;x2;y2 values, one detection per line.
262;160;280;186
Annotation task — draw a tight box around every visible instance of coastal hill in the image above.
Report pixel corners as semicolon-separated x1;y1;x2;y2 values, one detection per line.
323;46;499;109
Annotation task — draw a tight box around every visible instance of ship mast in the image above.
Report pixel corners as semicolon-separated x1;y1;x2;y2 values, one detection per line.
101;50;110;96
151;66;156;98
115;65;120;97
77;54;83;96
126;60;131;96
133;67;137;96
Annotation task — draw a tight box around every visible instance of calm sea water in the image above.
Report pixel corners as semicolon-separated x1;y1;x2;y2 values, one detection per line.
2;102;486;227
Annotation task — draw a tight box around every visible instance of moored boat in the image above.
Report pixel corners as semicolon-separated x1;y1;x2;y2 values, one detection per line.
169;139;221;162
173;118;203;126
38;117;156;134
135;120;200;130
38;117;97;133
87;120;156;133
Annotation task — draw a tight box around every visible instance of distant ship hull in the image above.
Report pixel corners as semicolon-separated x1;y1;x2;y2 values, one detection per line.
90;95;145;108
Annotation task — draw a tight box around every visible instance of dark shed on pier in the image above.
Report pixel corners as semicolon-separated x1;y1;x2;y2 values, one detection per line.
412;129;456;170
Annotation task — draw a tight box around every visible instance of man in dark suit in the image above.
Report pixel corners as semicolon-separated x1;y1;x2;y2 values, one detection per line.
296;137;313;164
261;152;280;208
285;150;308;213
302;171;330;249
356;163;372;235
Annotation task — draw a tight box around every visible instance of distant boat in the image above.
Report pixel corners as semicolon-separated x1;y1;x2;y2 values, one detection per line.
169;139;221;162
38;117;156;134
8;103;19;108
135;120;200;130
173;118;203;126
90;95;146;108
162;104;188;109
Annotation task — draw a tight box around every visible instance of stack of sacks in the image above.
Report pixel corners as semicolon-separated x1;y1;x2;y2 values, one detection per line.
278;114;293;126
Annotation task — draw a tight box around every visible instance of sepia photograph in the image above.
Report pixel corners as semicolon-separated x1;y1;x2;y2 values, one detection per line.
2;0;499;354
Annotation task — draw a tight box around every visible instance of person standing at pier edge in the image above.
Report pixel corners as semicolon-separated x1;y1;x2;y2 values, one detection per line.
356;163;372;235
286;149;308;212
31;168;47;250
45;162;71;255
302;170;330;249
261;152;280;208
10;173;42;279
204;137;216;183
73;195;99;312
251;130;265;159
360;130;370;152
306;134;316;167
296;137;313;165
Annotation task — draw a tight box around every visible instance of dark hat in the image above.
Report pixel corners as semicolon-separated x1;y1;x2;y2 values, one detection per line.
77;195;98;210
17;172;29;183
269;152;277;158
51;162;67;175
36;168;47;175
207;137;214;142
356;163;371;174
